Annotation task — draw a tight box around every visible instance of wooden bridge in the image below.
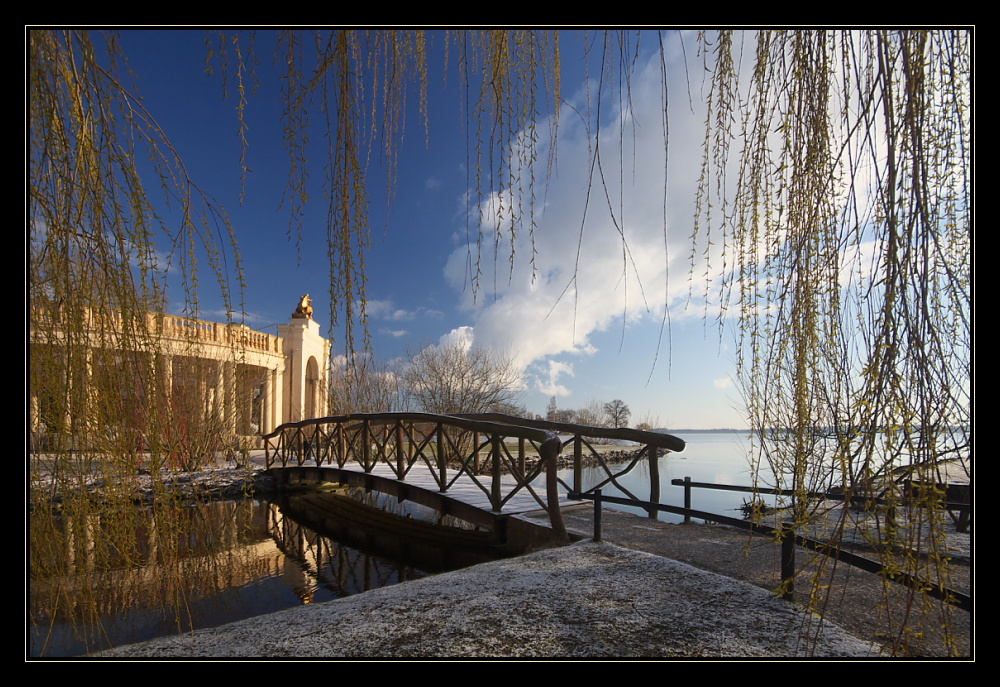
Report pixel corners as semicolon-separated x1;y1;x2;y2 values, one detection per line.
262;413;686;548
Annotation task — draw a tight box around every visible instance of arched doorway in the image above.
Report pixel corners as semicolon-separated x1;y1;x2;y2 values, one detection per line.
305;356;320;419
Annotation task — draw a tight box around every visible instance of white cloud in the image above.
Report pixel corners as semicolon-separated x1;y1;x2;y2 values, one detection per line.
533;360;575;397
442;38;723;381
714;377;734;390
438;325;475;352
365;299;416;321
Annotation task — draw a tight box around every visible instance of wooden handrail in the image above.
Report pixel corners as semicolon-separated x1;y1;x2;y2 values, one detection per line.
455;413;686;453
263;412;559;447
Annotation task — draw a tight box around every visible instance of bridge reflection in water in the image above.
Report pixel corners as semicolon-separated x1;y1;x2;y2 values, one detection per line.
272;487;505;588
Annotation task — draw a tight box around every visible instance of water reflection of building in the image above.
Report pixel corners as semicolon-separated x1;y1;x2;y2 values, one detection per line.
28;296;330;447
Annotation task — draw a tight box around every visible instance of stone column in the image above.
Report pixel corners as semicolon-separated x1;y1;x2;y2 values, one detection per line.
277;301;330;425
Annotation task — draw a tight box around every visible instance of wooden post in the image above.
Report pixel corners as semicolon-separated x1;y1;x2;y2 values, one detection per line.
573;435;583;494
362;419;371;472
647;444;660;519
541;435;568;542
781;522;795;602
437;423;447;492
491;434;502;511
314;423;325;467
593;489;603;542
336;423;346;468
683;476;692;524
395;422;405;478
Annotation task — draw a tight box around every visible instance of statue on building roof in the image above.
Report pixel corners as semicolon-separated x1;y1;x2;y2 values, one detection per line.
292;294;313;320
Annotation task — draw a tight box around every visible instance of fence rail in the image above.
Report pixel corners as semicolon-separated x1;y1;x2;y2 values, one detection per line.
569;484;971;613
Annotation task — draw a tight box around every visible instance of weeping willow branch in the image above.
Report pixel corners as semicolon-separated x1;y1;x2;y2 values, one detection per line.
29;29;257;655
695;29;970;656
29;28;971;657
29;29;247;459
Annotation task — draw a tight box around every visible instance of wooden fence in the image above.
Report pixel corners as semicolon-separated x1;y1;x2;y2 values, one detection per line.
570;482;971;612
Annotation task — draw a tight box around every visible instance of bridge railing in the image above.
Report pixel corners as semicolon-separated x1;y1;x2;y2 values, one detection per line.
457;414;686;518
263;412;568;538
262;413;686;539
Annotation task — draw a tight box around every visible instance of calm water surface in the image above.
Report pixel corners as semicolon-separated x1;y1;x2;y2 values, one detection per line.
29;497;435;658
559;431;757;523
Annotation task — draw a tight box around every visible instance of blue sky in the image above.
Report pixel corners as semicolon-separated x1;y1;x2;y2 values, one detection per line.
113;29;748;429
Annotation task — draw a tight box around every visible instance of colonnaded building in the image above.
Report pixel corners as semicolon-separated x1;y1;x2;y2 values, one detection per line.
28;295;330;450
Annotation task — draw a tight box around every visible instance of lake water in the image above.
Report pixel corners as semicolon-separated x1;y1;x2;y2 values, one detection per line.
558;431;759;523
26;432;769;658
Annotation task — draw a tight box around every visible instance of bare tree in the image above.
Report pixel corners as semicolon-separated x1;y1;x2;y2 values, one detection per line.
603;399;631;429
328;352;401;415
400;339;524;415
633;410;662;433
574;399;608;427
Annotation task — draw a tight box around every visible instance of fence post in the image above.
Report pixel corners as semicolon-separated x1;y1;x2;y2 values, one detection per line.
362;419;371;471
437;423;446;492
593;489;603;542
573;435;583;494
781;521;795;602
683;476;692;524
336;423;346;468
395;422;405;477
490;434;502;511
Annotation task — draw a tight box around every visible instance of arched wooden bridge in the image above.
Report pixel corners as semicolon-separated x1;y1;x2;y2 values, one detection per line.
262;413;685;546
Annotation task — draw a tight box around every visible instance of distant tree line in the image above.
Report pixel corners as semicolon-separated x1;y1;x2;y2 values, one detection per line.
544;397;633;429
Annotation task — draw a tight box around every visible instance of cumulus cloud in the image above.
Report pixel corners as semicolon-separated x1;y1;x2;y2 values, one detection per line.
442;38;724;389
534;360;575;397
437;325;475;352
